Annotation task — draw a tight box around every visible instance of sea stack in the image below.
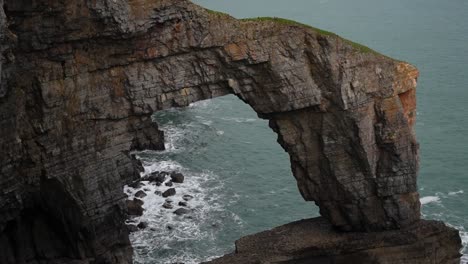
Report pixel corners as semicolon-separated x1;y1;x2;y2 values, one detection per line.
0;0;462;263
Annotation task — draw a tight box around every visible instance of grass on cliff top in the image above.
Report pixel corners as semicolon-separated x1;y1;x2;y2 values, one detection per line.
201;7;379;55
205;8;232;18
240;17;378;54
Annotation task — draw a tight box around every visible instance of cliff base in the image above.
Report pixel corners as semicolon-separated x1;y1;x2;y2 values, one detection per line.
206;217;462;264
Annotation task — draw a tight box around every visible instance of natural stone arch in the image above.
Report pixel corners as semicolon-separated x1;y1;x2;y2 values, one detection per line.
118;1;421;232
0;0;427;263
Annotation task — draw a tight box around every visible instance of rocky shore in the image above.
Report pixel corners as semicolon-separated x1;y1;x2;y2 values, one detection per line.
0;0;462;263
125;170;193;231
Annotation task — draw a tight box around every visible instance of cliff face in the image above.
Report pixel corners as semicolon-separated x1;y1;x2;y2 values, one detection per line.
0;0;461;263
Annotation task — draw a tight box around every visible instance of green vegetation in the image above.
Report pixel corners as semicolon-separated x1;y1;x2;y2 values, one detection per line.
240;16;378;54
204;8;231;18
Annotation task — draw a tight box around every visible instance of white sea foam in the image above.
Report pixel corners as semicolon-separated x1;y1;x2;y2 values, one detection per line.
159;123;188;152
127;104;241;263
462;255;468;264
461;230;468;264
189;99;213;109
420;196;441;205
448;190;464;196
220;117;257;123
126;159;231;264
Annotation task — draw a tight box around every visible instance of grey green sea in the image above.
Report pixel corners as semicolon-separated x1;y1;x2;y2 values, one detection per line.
126;1;468;263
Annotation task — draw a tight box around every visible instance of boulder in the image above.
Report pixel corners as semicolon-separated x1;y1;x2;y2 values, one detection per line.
173;208;190;216
134;190;147;198
182;195;194;201
128;181;145;189
137;222;148;229
162;202;174;209
162;188;176;198
142;171;167;183
127;224;139;233
170;172;185;183
126;198;144;216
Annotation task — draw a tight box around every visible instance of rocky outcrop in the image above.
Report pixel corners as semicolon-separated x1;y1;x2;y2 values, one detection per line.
0;0;462;263
206;217;462;264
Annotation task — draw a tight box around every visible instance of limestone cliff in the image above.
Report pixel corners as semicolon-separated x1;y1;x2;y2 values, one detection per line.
0;0;462;263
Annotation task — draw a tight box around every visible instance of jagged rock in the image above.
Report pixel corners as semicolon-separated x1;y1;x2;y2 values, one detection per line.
162;202;174;209
0;0;461;263
127;224;139;233
174;208;191;216
183;195;194;201
128;181;145;189
170;172;185;183
142;172;167;183
134;190;147;198
126;198;144;216
162;188;176;198
137;222;148;230
165;181;173;187
178;201;188;207
205;218;462;264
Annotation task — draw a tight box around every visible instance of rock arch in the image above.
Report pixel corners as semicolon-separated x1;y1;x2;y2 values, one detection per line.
0;0;460;263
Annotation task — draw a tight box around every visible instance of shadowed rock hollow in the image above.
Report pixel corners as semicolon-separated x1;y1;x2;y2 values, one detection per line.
0;0;462;263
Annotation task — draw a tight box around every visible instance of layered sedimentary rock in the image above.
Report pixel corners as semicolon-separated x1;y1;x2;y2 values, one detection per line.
206;217;462;264
0;0;461;263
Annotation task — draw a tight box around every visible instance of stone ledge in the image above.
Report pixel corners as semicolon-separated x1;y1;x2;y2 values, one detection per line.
206;217;462;264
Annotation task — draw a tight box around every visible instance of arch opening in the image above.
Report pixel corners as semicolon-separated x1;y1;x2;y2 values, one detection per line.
125;94;319;263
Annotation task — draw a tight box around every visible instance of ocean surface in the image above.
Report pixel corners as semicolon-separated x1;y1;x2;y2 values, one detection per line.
126;1;468;263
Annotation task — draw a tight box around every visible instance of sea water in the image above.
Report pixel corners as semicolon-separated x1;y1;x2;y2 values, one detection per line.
128;0;468;263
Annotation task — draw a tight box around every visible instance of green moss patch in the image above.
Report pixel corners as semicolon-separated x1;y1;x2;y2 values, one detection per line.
240;17;379;54
204;8;232;18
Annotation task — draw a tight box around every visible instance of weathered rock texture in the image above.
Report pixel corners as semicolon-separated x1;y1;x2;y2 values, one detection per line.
206;217;462;264
0;0;462;263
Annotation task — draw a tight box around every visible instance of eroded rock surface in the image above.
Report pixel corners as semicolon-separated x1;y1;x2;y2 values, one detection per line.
0;0;461;263
205;217;462;264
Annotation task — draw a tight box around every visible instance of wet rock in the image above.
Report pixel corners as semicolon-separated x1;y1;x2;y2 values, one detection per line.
206;218;462;264
182;195;194;201
178;201;188;207
128;181;145;189
165;198;174;203
154;191;162;196
126;198;144;216
165;181;173;187
170;172;185;183
162;188;176;198
127;224;139;233
162;202;174;209
155;182;162;186
137;222;148;229
173;208;191;216
142;171;167;183
134;190;147;198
